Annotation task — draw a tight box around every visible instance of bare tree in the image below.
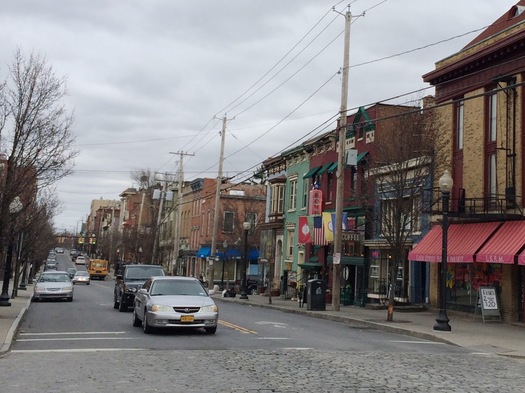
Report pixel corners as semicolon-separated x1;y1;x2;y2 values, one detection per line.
0;49;77;299
370;102;444;322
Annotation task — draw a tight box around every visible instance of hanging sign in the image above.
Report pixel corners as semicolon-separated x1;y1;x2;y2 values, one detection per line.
309;189;323;215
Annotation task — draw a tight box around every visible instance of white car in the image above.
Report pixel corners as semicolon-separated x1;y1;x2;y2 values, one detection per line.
33;271;74;302
132;276;218;334
75;255;86;265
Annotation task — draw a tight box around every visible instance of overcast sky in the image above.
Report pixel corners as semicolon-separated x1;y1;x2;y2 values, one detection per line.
0;0;519;234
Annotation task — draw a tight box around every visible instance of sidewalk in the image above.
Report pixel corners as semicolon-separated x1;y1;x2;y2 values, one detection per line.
214;292;525;359
1;280;524;359
0;280;33;355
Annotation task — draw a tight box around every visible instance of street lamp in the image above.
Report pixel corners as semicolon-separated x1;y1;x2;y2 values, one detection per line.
434;170;453;332
0;197;23;307
240;221;251;300
221;240;228;289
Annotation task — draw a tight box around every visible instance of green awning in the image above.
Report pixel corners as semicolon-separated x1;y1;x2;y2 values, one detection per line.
357;151;368;163
327;256;366;266
303;166;321;179
327;162;338;174
298;262;322;269
316;162;334;176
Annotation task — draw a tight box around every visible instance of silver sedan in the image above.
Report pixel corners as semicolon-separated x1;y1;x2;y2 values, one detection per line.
33;271;74;302
132;276;218;334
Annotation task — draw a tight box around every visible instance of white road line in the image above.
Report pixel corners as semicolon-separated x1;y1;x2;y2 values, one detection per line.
17;337;135;342
257;337;290;340
11;348;146;353
19;331;129;336
389;340;445;345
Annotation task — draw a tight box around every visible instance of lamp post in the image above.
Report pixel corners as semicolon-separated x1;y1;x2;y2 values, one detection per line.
0;196;23;307
221;240;228;289
240;221;251;299
434;170;453;332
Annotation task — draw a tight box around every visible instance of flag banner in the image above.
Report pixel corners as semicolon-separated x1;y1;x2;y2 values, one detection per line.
298;216;312;243
323;212;333;242
331;212;350;232
313;215;327;245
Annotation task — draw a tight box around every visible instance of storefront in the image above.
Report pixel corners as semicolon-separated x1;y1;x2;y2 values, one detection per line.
409;220;525;321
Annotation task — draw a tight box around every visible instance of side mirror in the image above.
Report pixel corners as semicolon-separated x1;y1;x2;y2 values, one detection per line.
138;288;147;294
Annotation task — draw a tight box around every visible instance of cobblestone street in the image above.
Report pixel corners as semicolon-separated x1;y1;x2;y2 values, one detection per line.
3;349;525;392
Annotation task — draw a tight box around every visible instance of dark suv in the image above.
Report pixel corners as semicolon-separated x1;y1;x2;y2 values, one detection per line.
113;264;166;312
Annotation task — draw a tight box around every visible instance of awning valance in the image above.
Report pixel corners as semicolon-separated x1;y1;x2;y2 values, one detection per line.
408;222;500;263
476;221;525;264
317;162;334;176
298;262;322;269
327;255;365;266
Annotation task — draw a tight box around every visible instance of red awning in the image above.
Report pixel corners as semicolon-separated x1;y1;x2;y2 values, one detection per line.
476;221;525;264
409;222;500;263
408;225;442;262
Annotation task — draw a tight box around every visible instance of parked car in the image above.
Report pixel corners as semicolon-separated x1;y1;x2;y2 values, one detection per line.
114;264;166;312
33;271;73;302
75;255;86;265
72;271;90;285
66;267;77;279
132;276;218;334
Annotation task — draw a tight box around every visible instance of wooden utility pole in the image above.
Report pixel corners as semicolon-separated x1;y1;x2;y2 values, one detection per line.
332;6;352;311
209;115;233;288
169;151;194;275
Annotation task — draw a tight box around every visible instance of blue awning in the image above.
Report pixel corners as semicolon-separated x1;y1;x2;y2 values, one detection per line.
196;246;211;258
249;249;259;260
215;249;241;260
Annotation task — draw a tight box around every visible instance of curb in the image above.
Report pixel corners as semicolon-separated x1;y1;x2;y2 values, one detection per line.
0;294;32;356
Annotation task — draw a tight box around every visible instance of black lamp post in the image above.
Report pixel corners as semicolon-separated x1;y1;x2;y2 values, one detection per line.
240;221;251;300
434;170;453;332
0;197;23;307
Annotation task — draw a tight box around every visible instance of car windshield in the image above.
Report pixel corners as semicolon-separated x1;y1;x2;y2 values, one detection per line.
150;280;207;296
125;267;164;280
39;274;70;282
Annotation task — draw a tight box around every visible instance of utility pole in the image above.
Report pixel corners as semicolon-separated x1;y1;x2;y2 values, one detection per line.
209;114;233;289
169;151;194;275
332;6;352;311
152;176;168;265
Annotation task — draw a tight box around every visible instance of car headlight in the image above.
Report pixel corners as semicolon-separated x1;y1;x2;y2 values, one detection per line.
62;286;73;291
34;286;44;293
201;304;218;312
151;304;172;312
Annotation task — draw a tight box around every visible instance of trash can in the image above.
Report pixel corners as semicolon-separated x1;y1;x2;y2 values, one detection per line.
307;279;326;311
342;285;353;306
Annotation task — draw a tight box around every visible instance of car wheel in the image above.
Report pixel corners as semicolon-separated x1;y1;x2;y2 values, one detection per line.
119;296;127;312
31;296;38;302
113;294;119;309
205;326;217;334
87;282;90;285
143;311;153;334
132;309;141;327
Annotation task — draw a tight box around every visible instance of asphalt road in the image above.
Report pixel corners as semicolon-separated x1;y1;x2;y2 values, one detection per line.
2;255;525;392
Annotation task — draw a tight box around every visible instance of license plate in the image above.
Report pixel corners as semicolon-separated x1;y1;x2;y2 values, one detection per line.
180;315;194;322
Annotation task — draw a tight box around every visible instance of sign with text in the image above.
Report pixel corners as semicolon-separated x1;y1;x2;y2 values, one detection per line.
477;287;501;323
309;189;322;215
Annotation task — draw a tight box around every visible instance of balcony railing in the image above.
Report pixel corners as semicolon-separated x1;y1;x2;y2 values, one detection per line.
425;187;523;219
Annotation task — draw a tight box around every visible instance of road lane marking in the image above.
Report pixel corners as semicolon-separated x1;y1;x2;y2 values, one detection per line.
16;337;134;342
257;337;289;340
19;331;129;336
11;348;145;353
219;320;258;334
389;340;445;345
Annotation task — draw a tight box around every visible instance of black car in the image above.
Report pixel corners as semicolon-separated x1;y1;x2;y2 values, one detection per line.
113;264;166;312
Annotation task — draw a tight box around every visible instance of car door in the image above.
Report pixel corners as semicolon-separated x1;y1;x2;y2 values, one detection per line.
134;278;152;319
